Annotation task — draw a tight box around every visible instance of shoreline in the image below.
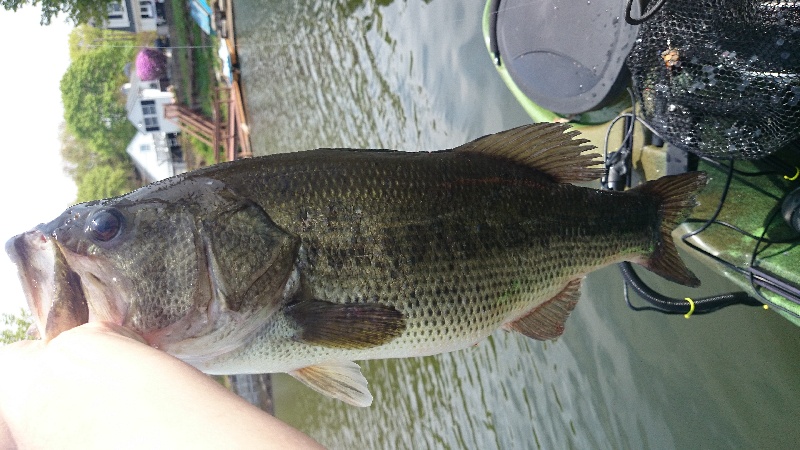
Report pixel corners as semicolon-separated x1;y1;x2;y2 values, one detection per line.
163;0;252;167
215;0;253;160
200;1;272;413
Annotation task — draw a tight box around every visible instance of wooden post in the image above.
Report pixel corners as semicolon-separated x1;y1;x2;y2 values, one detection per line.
212;87;221;164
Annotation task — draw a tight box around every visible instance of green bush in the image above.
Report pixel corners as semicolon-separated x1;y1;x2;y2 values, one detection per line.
1;309;32;345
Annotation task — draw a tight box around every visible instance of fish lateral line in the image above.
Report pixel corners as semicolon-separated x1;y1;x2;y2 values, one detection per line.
441;176;551;189
4;124;711;408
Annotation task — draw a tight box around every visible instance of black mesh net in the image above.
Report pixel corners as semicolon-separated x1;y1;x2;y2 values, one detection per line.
627;0;800;159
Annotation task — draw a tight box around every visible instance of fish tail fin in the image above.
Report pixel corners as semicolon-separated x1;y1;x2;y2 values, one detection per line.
632;172;708;287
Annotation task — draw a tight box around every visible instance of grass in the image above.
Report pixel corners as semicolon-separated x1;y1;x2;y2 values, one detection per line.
168;0;228;166
190;135;216;166
194;43;215;117
169;0;193;105
169;0;217;113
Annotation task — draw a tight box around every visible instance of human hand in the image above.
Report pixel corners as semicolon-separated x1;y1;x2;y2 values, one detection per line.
0;322;323;449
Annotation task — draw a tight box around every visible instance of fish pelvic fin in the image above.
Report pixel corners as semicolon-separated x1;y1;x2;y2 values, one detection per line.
290;361;373;407
454;123;603;183
504;278;582;341
45;247;89;342
44;268;89;342
633;172;709;287
286;298;406;349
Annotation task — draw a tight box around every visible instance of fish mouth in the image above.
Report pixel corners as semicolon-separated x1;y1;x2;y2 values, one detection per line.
5;228;90;341
6;228;57;336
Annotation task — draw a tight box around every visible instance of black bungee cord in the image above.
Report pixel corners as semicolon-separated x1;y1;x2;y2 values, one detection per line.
601;113;774;317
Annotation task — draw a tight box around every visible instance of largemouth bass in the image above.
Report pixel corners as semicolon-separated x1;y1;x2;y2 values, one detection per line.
6;124;706;406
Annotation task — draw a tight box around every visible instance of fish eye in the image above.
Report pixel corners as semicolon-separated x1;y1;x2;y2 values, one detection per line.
88;209;124;242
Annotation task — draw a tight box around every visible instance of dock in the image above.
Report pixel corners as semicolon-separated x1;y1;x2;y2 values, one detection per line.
215;0;252;161
166;0;252;163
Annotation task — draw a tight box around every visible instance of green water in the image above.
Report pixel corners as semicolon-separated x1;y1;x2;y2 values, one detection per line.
232;1;800;448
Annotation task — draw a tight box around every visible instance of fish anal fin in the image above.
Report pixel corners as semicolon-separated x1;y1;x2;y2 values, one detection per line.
286;298;406;349
290;361;373;407
455;123;602;183
505;278;582;341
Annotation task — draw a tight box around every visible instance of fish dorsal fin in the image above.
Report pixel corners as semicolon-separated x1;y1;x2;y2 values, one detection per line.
286;298;406;349
505;278;583;341
290;361;373;407
455;124;602;183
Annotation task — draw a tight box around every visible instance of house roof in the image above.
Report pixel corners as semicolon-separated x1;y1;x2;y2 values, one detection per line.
123;70;179;134
125;72;144;115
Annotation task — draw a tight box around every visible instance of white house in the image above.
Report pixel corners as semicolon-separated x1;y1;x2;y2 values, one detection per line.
122;71;184;182
123;73;181;135
102;0;165;33
126;132;186;183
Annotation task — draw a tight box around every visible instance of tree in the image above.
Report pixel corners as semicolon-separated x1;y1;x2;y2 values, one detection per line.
1;0;115;25
68;24;154;60
60;122;97;183
1;309;33;345
60;120;139;204
59;27;149;203
76;163;136;202
60;38;136;161
136;47;167;81
69;24;131;59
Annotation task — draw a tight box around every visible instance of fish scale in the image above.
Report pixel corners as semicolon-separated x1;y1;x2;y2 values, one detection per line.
196;144;675;365
5;124;707;407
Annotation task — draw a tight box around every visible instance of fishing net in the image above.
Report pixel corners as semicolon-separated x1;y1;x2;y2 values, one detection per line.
627;0;800;159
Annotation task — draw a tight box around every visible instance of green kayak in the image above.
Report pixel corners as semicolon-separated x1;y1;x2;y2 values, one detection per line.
482;0;800;326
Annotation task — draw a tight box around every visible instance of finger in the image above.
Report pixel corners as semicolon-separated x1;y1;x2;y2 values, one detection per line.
82;322;148;344
53;322;148;345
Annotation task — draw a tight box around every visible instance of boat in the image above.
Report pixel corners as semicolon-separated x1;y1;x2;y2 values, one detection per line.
482;0;800;326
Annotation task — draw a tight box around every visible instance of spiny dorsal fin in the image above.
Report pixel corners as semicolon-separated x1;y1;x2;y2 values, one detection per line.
504;278;582;341
455;124;602;183
290;361;373;407
286;298;406;349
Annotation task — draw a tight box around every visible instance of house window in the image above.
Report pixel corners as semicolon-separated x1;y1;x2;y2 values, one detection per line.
141;100;160;132
167;133;180;148
144;117;160;131
140;144;151;152
108;2;124;19
141;1;154;18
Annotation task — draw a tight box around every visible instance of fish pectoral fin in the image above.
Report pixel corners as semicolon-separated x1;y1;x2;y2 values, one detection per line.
454;123;602;183
286;298;406;349
290;361;373;407
504;278;583;341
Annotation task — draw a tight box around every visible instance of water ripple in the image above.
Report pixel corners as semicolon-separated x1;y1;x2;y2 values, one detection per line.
234;1;800;448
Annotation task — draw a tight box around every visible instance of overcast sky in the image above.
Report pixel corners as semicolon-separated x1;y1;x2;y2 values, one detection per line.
0;8;74;320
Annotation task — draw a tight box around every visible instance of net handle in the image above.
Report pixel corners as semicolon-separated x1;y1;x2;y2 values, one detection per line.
625;0;669;25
